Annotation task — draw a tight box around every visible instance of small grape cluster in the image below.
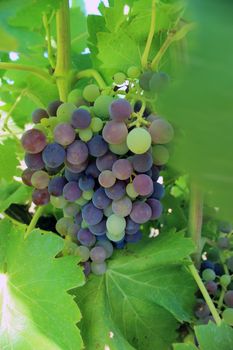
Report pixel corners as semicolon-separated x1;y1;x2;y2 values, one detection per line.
21;68;173;276
194;223;233;326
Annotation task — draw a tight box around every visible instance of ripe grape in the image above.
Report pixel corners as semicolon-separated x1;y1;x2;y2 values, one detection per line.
149;118;174;144
87;135;108;157
89;219;107;236
96;152;117;171
64;169;81;182
83;84;100;102
32;108;49;124
56;217;73;236
112;159;133;180
222;308;233;326
112;196;132;217
75;245;90;262
98;170;116;188
32;188;50;205
42;143;65;168
83;261;91;276
66;140;88;165
139;71;154;91
125;231;142;243
21;129;47;154
131;152;153;173
194;299;210;319
47;100;63;116
147;198;163;220
106;214;126;236
91;261;107;275
63;203;80;217
22;168;35;186
90;117;103;132
127;66;140;79
126;218;140;235
56;102;76;122
82;202;103;225
79;175;95;191
63;182;82;202
224;291;233;307
79;128;93;142
151;182;165;200
202;268;216;282
96;240;113;258
127;128;151;154
109;99;132;122
92;188;111;209
24;152;45;170
105;180;126;200
109;141;129;155
90;246;107;262
31;170;50;189
217;237;230;250
133;174;153;196
103;121;128;144
77;228;96;247
65;159;88;173
71;108;91;129
54;123;76;146
151;165;160;181
152;145;169;165
149;72;170;93
204;281;218;295
200;260;215;271
85;162;100;178
93;95;114;119
113;72;126;85
48;176;67;197
130;202;152;224
126;183;138;199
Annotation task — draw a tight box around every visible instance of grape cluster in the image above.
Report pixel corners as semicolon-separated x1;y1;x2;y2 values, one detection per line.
194;222;233;326
21;68;173;276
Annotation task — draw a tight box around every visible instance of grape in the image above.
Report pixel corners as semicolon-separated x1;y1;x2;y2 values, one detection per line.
32;108;49;124
149;118;174;144
75;245;90;262
78;175;95;191
131;152;153;173
56;102;76;122
106;214;126;236
46;164;63;176
125;231;142;243
83;261;91;276
104;205;113;217
151;165;160;181
50;195;67;208
112;159;133;180
149;72;170;93
227;257;233;272
67;140;88;165
25;152;45;170
151;182;165;200
21;129;47;154
220;274;231;287
93;95;114;119
222;308;233;326
224;291;233;307
214;263;224;276
31;170;50;189
54;123;76;146
79;128;93;142
98;170;116;188
63;182;82;202
83;84;100;102
71;108;91;129
48;176;67;197
22;168;35;186
64;168;81;182
109;142;129;155
194;299;210;319
90;246;107;262
90;117;103;132
56;217;73;236
218;221;232;233
65;159;88;173
82;202;103;225
42;142;66;169
217;237;230;250
96;240;113;258
63;203;80;217
75;212;83;225
105;180;126;200
200;260;215;271
103;121;128;144
112;196;132;217
147;113;159;123
147;198;163;220
139;71;153;91
114;239;125;249
133;174;153;196
68;89;88;107
87;135;108;157
96;152;117;171
89;219;107;236
204;281;218;295
47;100;63;116
32;188;50;205
126;183;138;199
92;188;111;209
127;128;151;154
126;218;140;235
202;268;216;282
106;230;125;242
127;66;140;79
109;99;132;122
130;202;152;224
77;228;96;247
82;190;94;201
91;261;107;275
85;162;100;178
228;282;233;291
152;145;169;165
113;72;126;85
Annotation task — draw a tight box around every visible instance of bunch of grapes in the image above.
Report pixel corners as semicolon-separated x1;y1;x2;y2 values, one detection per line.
194;222;233;326
21;68;173;276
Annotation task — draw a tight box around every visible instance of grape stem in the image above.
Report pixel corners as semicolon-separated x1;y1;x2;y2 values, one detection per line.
24;206;44;239
0;62;53;82
141;0;156;69
43;12;56;69
151;30;175;70
76;69;107;90
188;262;222;325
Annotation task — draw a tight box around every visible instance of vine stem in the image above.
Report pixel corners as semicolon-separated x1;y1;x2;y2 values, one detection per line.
188;263;221;325
24;206;44;239
43;13;56;69
0;62;52;82
54;0;71;102
76;69;107;90
151;31;175;70
141;0;156;69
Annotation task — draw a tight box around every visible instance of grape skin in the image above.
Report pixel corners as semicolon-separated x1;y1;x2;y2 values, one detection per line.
112;159;133;180
92;188;111;209
91;261;107;275
90;246;107;262
47;100;63;116
21;129;47;154
31;170;50;189
25;152;45;170
54;123;76;146
93;95;114;119
32;108;49;124
130;202;152;224
82;202;103;225
22;168;35;186
96;152;117;171
103;121;128;145
109;99;132;122
224;291;233;307
48;176;67;197
71;108;91;129
32;188;50;205
87;135;108;157
66;140;88;165
149;118;174;144
63;182;82;202
112;196;132;217
105;180;126;200
77;228;96;247
127;128;151;154
42;143;66;168
98;170;116;188
133;174;153;196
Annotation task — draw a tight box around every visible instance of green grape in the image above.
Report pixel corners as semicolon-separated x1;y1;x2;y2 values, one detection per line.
83;84;100;102
220;274;231;287
90;117;103;132
75;245;90;262
63;203;80;217
103;205;113;217
49;116;59;131
50;196;67;208
57;102;76;123
34;124;49;137
109;141;129;155
152;145;169;165
68;89;88;107
127;127;151;154
56;217;73;236
40;118;50;127
82;189;94;201
126;183;138;199
113;72;126;85
127;66;140;79
93;95;114;119
79;128;93;142
106;230;125;242
202;268;216;282
76;197;89;206
106;214;126;236
222;308;233;326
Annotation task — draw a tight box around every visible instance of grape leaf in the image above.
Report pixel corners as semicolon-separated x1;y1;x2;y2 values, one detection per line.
75;231;196;350
0;181;32;212
195;322;233;350
0;220;85;350
173;344;198;350
0;139;19;182
70;7;88;54
0;27;18;51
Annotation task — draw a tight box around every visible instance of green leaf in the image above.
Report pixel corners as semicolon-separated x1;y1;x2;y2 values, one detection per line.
0;139;19;181
75;231;195;350
173;344;198;350
195;322;233;350
0;181;32;212
0;27;18;51
0;220;85;350
70;7;88;54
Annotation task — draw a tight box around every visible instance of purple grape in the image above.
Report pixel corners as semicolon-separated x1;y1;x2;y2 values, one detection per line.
147;198;163;220
205;281;218;296
105;180;126;200
102;121;128;144
47;100;63;116
91;261;107;275
82;202;103;225
109;99;132;122
25;152;45;170
89;219;107;236
112;196;132;217
64;168;82;182
85;162;100;178
83;261;91;276
42;143;65;168
125;218;140;235
65;159;88;173
114;240;125;249
96;240;113;258
75;212;83;225
200;260;215;272
48;176;67;197
32;188;50;205
214;263;225;276
77;228;96;247
224;291;233;307
90;246;107;262
96;152;117;171
151;182;165;200
139;71;154;91
194;299;210;319
125;231;142;243
98;170;116;188
112;159;133;180
218;221;232;233
32;108;49;124
63;182;82;201
133;174;153;196
131;152;153;173
130;201;152;224
54;123;76;146
151;165;160;181
22;168;35;186
149;118;174;144
66;140;88;165
21;129;47;154
71;108;91;129
45;164;64;176
217;237;230;250
92;188;111;209
78;175;95;191
87;135;108;157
